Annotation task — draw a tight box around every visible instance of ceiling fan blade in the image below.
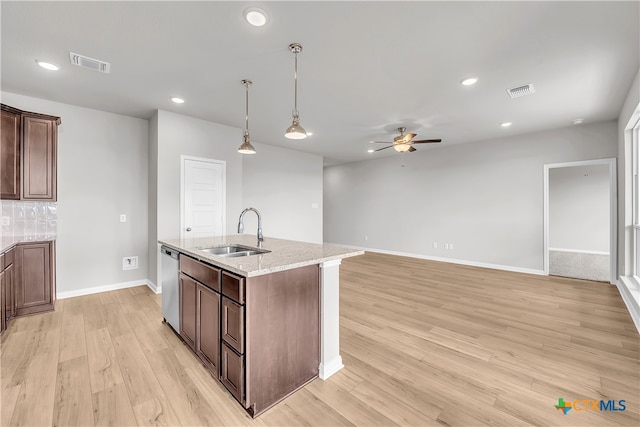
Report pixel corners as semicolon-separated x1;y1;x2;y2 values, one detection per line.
403;133;417;142
374;145;394;152
408;146;417;152
410;139;442;144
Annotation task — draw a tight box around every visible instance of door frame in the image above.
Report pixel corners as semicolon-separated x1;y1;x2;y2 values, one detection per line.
180;155;226;240
543;158;617;284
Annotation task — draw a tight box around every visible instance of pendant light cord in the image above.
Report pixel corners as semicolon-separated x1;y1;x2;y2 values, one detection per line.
245;82;249;133
293;51;298;115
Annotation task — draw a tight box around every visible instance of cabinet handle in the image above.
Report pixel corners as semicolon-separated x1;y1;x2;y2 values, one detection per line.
186;227;192;232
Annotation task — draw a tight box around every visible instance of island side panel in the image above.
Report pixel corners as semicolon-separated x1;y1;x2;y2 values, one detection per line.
245;264;320;417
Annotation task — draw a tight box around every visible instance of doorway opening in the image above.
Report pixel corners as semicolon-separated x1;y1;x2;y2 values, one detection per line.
543;158;617;284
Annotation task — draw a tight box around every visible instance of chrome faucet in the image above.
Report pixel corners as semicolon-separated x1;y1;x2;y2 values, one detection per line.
237;207;263;243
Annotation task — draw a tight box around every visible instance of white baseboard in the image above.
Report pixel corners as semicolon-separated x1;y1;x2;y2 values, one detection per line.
326;243;546;276
318;356;344;380
146;280;161;294
57;279;160;300
617;277;640;334
549;247;610;256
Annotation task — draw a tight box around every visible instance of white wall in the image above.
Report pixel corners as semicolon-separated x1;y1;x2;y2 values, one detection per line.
242;142;323;244
324;121;617;272
549;164;609;252
155;109;243;241
1;91;149;294
618;68;640;277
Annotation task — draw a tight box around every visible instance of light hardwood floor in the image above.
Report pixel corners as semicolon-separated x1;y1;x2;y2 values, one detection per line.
1;251;639;426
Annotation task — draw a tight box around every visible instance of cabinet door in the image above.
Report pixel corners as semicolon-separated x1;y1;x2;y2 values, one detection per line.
197;283;220;377
179;273;197;350
1;269;6;334
0;108;20;200
221;342;245;405
22;115;57;201
222;296;244;354
5;263;14;320
15;242;53;316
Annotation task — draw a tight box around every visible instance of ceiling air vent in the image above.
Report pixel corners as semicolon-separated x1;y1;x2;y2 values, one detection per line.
506;83;535;99
69;52;110;74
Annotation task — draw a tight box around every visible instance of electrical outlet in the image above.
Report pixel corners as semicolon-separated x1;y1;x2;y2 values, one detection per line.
123;256;138;270
444;243;449;250
449;243;454;250
433;242;438;249
364;235;368;241
120;214;127;222
1;216;9;226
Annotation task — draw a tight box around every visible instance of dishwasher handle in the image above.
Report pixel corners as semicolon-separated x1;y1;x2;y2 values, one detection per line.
161;246;179;260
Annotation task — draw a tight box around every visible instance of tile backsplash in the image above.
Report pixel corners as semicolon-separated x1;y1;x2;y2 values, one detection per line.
1;201;57;240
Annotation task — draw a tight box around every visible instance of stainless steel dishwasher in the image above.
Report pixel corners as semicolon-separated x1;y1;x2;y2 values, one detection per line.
161;245;180;332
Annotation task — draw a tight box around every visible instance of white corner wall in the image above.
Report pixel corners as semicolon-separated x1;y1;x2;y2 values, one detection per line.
155;110;243;242
1;91;150;295
242;143;323;244
324;121;618;272
549;164;610;252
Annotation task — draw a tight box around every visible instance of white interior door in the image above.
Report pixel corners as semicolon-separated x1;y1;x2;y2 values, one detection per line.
181;156;225;239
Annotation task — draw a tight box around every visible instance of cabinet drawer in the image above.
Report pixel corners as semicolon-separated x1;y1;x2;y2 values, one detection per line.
222;271;244;304
180;255;220;292
221;342;245;406
222;297;244;354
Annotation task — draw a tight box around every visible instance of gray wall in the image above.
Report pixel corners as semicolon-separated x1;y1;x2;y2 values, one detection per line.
324;121;618;272
618;68;640;277
155;109;244;241
242;142;323;244
549;164;609;252
1;91;149;293
148;112;159;285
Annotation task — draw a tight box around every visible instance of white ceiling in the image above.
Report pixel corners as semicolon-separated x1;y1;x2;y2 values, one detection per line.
2;1;638;166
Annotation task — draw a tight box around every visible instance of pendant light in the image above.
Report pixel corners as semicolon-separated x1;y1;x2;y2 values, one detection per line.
238;79;256;154
284;43;307;139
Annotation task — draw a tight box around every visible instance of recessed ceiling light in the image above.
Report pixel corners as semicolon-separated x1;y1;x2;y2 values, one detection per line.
367;149;375;153
573;118;584;125
244;7;268;27
461;77;479;86
500;122;512;127
171;97;185;104
36;60;60;71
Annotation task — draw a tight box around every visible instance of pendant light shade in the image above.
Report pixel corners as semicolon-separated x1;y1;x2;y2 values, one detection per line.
238;79;256;155
285;43;307;140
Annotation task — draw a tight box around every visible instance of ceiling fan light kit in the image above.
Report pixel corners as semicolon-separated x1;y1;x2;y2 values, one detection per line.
284;43;307;140
238;79;257;155
371;127;442;153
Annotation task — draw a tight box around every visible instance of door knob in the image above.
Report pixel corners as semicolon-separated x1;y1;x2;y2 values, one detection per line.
186;227;192;232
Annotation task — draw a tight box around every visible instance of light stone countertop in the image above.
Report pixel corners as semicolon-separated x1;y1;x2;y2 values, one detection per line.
159;235;364;277
1;234;57;253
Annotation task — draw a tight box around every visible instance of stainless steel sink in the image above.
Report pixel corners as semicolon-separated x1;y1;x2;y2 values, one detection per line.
198;245;270;257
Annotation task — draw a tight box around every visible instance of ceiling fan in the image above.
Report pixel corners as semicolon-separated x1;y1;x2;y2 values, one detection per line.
371;127;441;153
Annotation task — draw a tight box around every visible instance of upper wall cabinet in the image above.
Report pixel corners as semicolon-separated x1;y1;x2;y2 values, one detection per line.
0;104;60;201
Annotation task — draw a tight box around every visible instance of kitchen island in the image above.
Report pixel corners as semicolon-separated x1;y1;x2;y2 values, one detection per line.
158;235;363;417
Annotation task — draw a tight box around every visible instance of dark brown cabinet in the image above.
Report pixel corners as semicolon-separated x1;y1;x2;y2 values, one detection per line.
0;106;21;200
179;255;222;379
179;273;197;350
197;283;220;376
177;252;319;418
14;241;55;316
0;104;60;202
0;241;53;335
22;115;57;200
